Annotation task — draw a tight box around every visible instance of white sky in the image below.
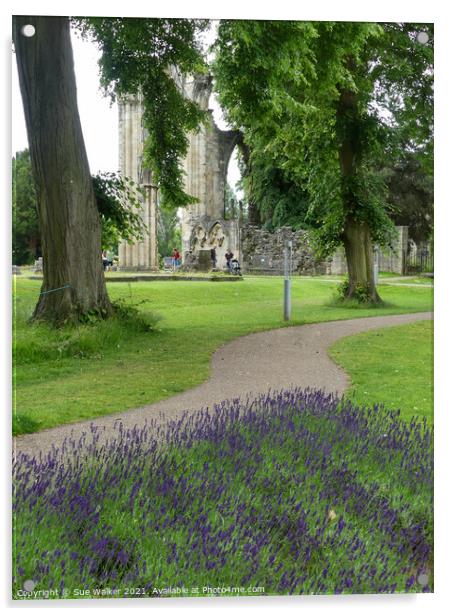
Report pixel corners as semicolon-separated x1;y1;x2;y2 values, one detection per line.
12;30;118;173
12;24;243;193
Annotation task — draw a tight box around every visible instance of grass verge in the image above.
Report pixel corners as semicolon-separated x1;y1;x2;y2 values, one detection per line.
329;321;433;425
13;276;433;435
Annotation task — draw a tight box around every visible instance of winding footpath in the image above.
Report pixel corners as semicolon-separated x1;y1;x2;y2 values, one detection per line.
14;311;433;459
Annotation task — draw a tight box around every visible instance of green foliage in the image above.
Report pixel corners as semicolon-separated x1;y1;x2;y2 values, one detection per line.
212;20;433;256
369;23;434;176
92;171;147;249
223;181;237;220
12;154;146;256
14;295;161;367
213;20;319;230
157;205;181;258
384;154;433;243
337;279;375;304
12;150;40;265
246;152;312;230
72;17;210;209
111;297;162;332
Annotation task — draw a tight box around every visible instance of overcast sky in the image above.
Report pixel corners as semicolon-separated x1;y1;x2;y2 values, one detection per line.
12;23;242;193
13;30;117;173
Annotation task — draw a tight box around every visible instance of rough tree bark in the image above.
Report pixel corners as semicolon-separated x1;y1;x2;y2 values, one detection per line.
13;15;113;324
343;217;378;300
337;86;381;303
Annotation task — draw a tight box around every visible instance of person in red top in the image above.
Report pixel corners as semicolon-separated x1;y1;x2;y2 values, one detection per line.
172;248;181;270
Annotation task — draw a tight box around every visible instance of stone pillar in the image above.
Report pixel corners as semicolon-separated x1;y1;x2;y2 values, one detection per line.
118;96;158;270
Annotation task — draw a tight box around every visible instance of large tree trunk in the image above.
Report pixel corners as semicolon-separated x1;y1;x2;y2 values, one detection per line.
337;85;381;303
13;16;112;324
343;217;380;302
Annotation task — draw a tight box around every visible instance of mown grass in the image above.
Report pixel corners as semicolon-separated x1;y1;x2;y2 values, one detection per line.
13;276;433;435
329;320;433;425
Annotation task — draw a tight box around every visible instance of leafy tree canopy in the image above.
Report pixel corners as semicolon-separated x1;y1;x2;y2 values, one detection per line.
212;20;433;257
240;150;312;231
384;153;433;243
72;17;210;209
12;150;147;258
12;149;39;264
93;172;147;250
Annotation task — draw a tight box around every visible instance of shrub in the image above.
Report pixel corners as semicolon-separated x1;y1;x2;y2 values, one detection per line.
337;279;375;304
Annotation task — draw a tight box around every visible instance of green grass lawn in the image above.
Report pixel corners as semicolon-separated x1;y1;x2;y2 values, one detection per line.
329;320;433;425
13;276;433;435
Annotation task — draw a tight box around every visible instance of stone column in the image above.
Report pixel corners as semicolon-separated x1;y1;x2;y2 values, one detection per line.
118;95;159;271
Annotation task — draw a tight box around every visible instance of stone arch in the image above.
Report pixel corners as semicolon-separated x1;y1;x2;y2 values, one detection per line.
220;131;243;189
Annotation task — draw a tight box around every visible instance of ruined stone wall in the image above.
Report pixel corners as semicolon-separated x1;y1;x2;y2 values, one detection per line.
379;226;408;274
329;226;409;275
240;225;329;275
242;225;409;276
119;74;241;271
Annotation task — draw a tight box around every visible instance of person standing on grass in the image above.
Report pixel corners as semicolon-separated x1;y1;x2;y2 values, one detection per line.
102;250;108;271
172;247;181;270
225;249;234;272
210;246;217;269
106;249;114;270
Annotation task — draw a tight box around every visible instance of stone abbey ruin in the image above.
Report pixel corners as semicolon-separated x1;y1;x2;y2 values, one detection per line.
118;73;410;276
118;73;241;273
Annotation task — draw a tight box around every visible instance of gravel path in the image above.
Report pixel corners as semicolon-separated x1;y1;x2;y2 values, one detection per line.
14;311;432;459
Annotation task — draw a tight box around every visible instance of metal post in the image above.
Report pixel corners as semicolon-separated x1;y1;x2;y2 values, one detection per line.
284;240;292;321
373;246;379;286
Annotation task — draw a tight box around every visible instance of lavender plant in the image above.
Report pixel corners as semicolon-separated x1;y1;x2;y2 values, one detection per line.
12;388;433;599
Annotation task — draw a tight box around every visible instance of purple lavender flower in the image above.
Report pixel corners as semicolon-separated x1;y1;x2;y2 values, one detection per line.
12;387;433;598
